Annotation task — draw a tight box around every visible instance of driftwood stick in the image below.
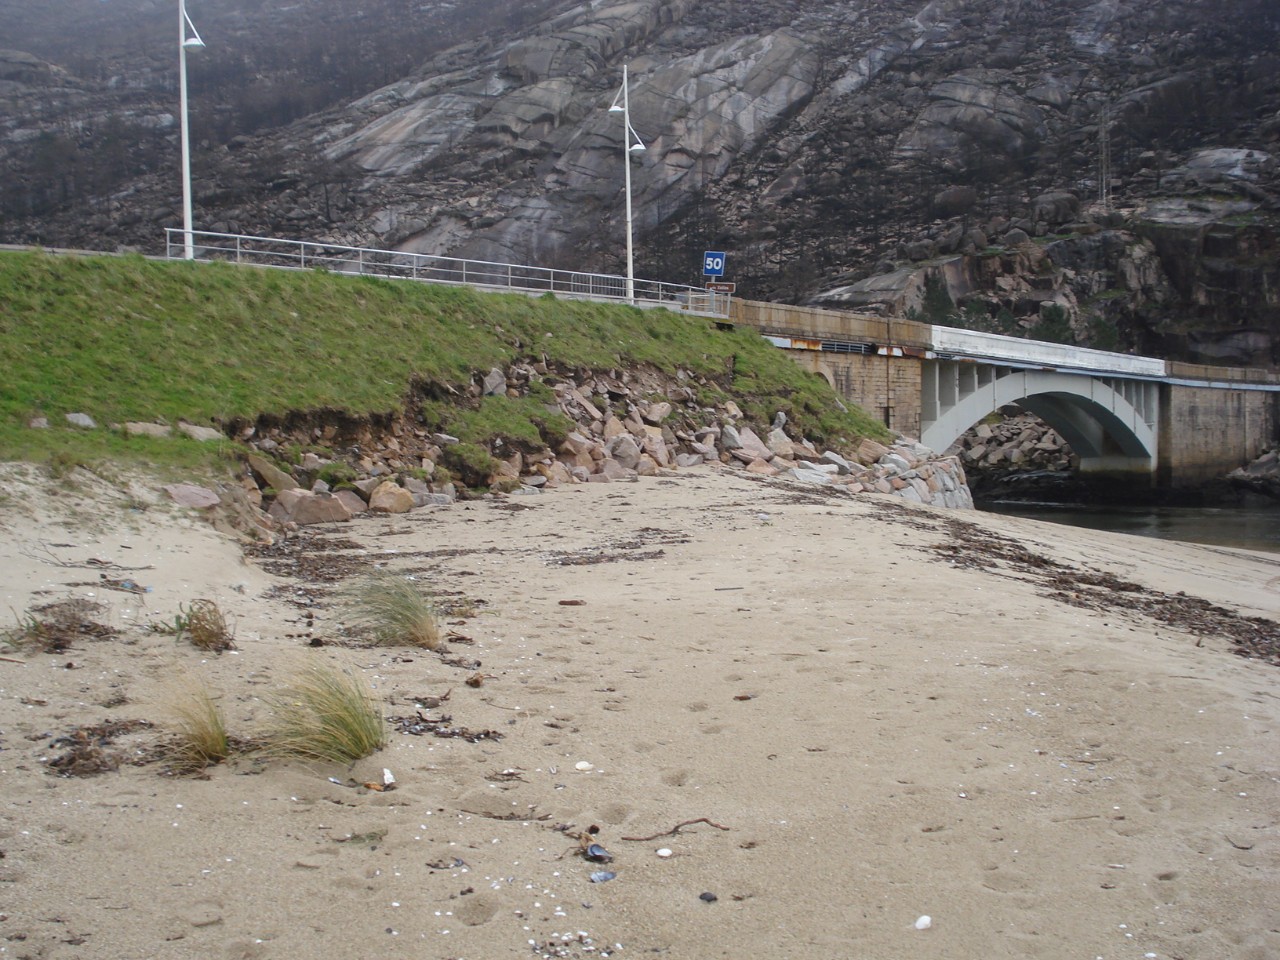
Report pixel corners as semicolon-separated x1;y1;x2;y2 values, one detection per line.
0;655;26;664
620;818;730;842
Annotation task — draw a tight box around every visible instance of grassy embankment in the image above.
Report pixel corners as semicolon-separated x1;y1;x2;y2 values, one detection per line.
0;250;888;477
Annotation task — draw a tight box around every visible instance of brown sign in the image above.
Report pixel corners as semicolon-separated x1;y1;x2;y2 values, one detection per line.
705;282;736;293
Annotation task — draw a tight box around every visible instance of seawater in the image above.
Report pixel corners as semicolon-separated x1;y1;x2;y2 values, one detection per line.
979;501;1280;554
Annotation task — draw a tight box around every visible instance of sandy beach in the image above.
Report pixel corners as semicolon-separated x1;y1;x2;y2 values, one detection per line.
1;462;1277;960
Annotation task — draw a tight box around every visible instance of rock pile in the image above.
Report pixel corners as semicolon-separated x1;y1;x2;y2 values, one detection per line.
947;412;1076;481
1228;447;1280;501
204;362;974;528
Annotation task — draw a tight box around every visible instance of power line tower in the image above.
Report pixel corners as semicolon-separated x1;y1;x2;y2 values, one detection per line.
1098;102;1113;212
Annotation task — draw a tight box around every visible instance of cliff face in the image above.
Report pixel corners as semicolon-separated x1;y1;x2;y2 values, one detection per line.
2;0;1278;364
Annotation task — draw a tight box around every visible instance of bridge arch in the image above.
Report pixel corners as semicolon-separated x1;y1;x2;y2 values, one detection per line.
920;364;1159;475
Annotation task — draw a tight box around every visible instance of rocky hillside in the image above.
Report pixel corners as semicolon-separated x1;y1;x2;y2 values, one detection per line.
3;0;1278;364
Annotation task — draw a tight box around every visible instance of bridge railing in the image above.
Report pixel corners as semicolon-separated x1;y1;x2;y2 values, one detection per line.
164;229;730;319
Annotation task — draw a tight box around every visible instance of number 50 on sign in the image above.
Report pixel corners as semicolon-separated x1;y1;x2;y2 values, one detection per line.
703;251;726;276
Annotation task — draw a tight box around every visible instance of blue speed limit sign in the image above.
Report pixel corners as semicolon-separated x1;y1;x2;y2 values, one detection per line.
703;251;726;276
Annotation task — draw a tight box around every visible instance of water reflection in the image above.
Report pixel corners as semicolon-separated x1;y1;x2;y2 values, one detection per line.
979;501;1280;554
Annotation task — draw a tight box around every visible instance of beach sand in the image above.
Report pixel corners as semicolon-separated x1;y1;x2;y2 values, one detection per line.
1;463;1277;960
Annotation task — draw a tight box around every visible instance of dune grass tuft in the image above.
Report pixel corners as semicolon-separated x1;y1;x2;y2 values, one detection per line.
164;681;232;771
343;571;441;649
267;665;386;763
176;599;236;652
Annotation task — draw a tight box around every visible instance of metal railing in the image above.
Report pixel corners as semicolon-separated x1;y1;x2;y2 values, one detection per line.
165;229;730;318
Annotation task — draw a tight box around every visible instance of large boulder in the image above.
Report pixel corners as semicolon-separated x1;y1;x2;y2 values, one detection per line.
368;481;414;513
268;489;352;525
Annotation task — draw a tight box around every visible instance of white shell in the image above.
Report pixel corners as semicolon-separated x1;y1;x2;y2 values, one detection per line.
656;848;673;858
574;761;594;771
914;916;932;930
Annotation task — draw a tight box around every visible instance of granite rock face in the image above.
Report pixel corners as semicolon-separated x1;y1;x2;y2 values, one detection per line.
4;0;1279;363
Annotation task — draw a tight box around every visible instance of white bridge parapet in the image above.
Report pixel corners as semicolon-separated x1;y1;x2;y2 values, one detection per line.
930;326;1167;378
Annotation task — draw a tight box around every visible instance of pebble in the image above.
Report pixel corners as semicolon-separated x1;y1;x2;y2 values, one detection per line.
699;892;718;903
655;848;673;858
575;761;594;771
915;915;932;930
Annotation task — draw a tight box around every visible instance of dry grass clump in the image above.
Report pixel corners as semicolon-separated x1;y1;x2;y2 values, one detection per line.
343;572;441;649
176;599;236;652
46;719;154;777
5;598;117;653
267;665;386;762
163;681;233;772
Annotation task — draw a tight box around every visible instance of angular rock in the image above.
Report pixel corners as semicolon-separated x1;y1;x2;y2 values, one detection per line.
247;454;300;492
369;480;414;513
737;426;774;461
819;450;854;475
482;367;507;396
880;453;914;474
595;458;636;481
789;467;833;485
643;401;673;424
65;412;96;429
641;434;672;467
334;489;368;516
177;421;223;442
855;438;890;465
124;422;171;438
268;489;352;525
744;458;779;476
766;427;795;458
607;434;642;469
163;483;221;509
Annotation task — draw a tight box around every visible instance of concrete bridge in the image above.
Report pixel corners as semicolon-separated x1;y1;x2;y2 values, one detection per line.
728;300;1280;491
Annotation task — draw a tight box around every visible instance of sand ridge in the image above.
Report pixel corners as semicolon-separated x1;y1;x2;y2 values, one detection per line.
1;464;1277;960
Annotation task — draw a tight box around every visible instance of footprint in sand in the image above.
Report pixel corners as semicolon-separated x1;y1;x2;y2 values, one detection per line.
1140;791;1174;813
180;900;225;928
662;768;693;787
1109;815;1149;838
686;701;709;712
596;801;632;825
455;895;501;927
222;938;269;959
981;865;1032;894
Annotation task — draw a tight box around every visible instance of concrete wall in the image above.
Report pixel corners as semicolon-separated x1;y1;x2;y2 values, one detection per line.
730;299;933;350
731;299;927;435
785;350;923;437
1158;385;1280;488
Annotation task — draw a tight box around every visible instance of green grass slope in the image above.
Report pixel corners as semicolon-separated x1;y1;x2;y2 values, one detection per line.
0;251;888;471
